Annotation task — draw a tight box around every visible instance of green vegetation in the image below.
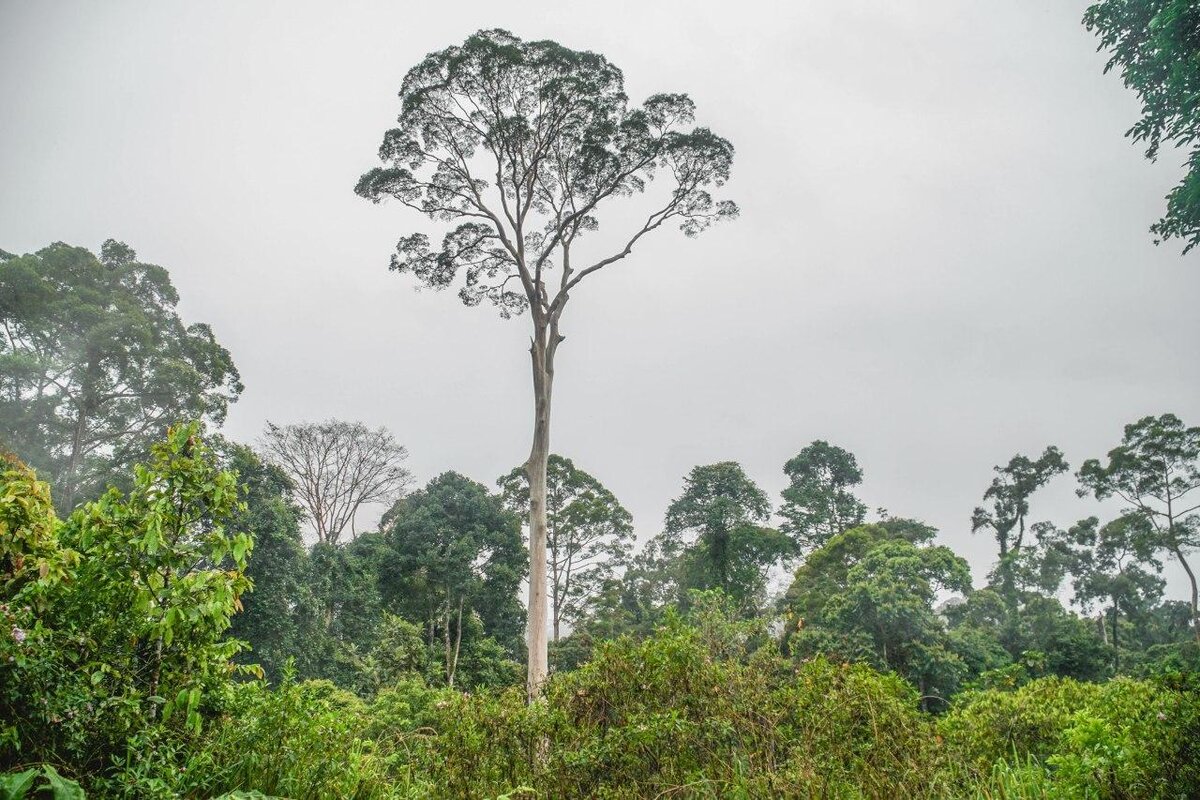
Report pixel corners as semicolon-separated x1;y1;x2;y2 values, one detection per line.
2;425;1198;798
1086;0;1200;253
1;10;1198;799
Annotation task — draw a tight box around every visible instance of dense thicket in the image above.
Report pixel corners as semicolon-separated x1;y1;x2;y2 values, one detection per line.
3;419;1198;798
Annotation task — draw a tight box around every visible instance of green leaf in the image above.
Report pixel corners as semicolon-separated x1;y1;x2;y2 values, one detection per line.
0;769;39;800
40;766;84;800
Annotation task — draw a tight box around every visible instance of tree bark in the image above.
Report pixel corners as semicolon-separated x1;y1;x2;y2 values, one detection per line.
525;319;560;701
1171;543;1200;641
63;409;88;511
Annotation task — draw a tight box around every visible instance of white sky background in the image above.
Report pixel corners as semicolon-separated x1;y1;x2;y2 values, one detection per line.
1;1;1198;598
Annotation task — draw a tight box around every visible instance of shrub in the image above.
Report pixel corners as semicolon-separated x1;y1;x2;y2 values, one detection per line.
1047;677;1200;799
940;676;1100;773
395;608;949;799
942;674;1200;799
180;672;422;800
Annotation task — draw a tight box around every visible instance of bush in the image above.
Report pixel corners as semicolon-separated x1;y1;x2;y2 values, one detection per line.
1047;677;1200;799
940;676;1100;772
180;672;423;800
393;608;949;799
942;675;1200;799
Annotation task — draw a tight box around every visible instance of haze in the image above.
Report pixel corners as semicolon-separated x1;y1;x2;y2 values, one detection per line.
1;0;1197;593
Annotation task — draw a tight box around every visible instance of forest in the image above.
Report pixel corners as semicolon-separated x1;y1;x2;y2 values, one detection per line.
3;2;1200;799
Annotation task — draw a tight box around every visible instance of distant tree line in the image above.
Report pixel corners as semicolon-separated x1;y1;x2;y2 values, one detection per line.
4;239;1197;705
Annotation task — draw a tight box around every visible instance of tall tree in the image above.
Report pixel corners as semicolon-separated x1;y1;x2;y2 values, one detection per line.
498;454;634;644
0;241;242;512
1084;0;1200;253
355;29;737;697
1078;413;1200;640
779;440;867;552
971;446;1069;608
663;462;789;614
1066;515;1165;671
379;472;526;687
259;419;412;544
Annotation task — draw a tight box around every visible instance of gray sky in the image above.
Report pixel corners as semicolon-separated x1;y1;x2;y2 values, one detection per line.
2;1;1197;595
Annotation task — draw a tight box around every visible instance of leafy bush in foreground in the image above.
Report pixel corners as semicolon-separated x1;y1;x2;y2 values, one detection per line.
942;673;1200;799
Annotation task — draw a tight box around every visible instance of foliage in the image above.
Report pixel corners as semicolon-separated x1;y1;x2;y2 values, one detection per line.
354;28;738;318
379;472;526;687
1085;0;1200;253
947;589;1112;683
662;461;791;614
0;765;85;800
397;609;948;799
1078;413;1200;640
220;441;311;684
0;458;76;608
0;241;242;512
0;423;252;785
779;440;868;552
178;673;421;800
1061;515;1165;671
782;523;974;702
498;454;633;644
971;446;1069;607
942;674;1200;799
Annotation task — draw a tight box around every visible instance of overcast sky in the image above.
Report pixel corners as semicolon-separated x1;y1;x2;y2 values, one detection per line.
2;1;1197;595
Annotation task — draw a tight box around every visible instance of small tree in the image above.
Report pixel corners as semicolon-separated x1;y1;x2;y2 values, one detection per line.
971;446;1069;608
356;29;737;697
1078;413;1200;640
220;440;312;683
259;419;412;544
380;472;526;688
779;440;868;552
2;424;253;769
782;524;973;704
498;454;633;645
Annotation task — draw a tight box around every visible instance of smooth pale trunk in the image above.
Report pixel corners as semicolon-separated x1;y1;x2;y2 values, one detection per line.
525;323;558;701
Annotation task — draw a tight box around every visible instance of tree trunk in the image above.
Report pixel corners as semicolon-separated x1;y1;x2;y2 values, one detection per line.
63;409;88;511
147;633;164;720
1171;543;1200;641
443;601;452;687
525;320;560;701
1111;604;1119;672
446;596;464;689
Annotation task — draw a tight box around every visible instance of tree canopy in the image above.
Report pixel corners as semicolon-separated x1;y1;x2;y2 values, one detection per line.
779;440;868;552
663;461;790;613
1085;0;1200;253
0;241;241;512
259;420;413;545
971;446;1069;606
498;454;633;643
355;28;738;319
380;472;526;686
